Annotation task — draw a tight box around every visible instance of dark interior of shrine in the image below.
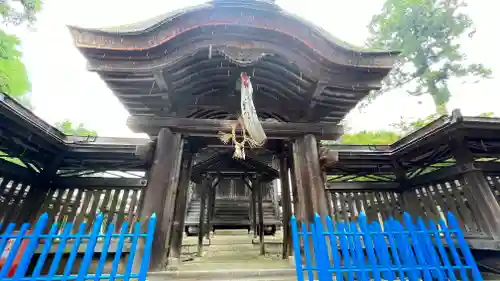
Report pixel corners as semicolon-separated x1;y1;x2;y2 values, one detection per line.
3;0;500;277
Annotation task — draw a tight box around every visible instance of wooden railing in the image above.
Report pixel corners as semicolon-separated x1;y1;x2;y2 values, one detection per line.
326;165;500;242
327;189;403;223
405;177;487;238
37;178;147;234
0;160;39;229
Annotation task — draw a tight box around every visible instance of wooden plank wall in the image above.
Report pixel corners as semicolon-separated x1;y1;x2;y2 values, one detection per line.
0;176;34;228
37;184;145;234
327;189;403;223
405;177;486;238
0;160;39;229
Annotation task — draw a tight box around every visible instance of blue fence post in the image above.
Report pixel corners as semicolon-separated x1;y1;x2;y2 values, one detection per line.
124;222;142;280
447;212;483;281
313;213;330;281
290;216;304;281
302;222;314;281
439;218;470;281
138;213;156;280
62;222;87;280
325;216;342;281
290;212;483;281
77;214;104;281
12;213;48;279
95;222;116;281
416;218;445;281
31;223;59;278
384;218;406;281
0;223;30;279
110;222;130;281
0;212;158;281
428;220;457;281
404;213;433;281
359;213;381;281
46;223;73;279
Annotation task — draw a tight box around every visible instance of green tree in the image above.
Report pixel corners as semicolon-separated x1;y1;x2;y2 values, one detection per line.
1;0;41;103
341;112;495;145
55;120;97;136
340;130;400;145
367;0;492;114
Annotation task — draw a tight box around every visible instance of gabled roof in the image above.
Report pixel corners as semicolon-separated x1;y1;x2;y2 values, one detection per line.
67;0;399;124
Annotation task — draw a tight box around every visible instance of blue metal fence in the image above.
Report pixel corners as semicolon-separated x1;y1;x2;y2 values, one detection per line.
291;212;483;281
0;213;156;281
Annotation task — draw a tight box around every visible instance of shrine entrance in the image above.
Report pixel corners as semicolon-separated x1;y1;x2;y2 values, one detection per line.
68;0;397;275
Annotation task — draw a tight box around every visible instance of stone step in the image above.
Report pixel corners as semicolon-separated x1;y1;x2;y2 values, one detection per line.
149;267;296;281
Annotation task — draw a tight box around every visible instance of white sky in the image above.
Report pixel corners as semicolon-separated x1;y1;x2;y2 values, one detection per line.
13;0;500;137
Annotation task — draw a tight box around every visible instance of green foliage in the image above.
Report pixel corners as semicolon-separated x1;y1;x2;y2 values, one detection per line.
0;0;41;100
0;151;26;167
367;0;492;114
341;112;494;145
54;120;97;136
340;130;400;145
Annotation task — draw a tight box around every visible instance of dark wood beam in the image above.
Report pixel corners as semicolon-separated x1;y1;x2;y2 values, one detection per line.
279;155;292;259
180;91;303;119
136;128;184;271
197;177;209;257
153;70;173;109
256;180;265;255
170;151;193;260
153;71;169;90
58;177;147;188
127;116;343;140
325;181;399;190
304;81;326;121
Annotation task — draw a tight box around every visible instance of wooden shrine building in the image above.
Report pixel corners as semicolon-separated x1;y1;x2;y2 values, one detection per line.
67;0;397;270
2;0;500;277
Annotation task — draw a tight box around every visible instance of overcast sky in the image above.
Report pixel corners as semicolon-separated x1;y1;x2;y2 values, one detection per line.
14;0;500;137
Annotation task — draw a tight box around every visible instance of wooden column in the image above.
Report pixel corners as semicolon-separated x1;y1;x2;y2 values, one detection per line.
22;155;63;224
206;177;218;239
137;128;184;270
450;135;500;239
197;176;210;257
292;134;328;222
288;156;299;217
170;150;194;260
250;179;258;238
256;180;265;255
280;155;293;259
392;160;415;219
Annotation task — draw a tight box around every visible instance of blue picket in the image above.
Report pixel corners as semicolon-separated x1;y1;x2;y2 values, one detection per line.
290;216;305;281
0;213;156;281
291;212;484;281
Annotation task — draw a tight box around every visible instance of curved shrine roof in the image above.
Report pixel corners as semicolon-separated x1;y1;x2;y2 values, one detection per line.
68;0;399;124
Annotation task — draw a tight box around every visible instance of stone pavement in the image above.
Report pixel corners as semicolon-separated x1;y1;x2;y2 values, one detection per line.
148;229;297;280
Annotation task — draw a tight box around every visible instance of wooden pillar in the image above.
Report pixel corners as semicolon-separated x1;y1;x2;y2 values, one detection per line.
197;176;210;257
251;181;258;238
21;155;63;224
450;135;500;239
170;150;194;260
292;134;328;222
392;161;412;220
137;128;184;270
256;180;265;255
280;155;293;259
206;177;218;239
288;156;299;217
